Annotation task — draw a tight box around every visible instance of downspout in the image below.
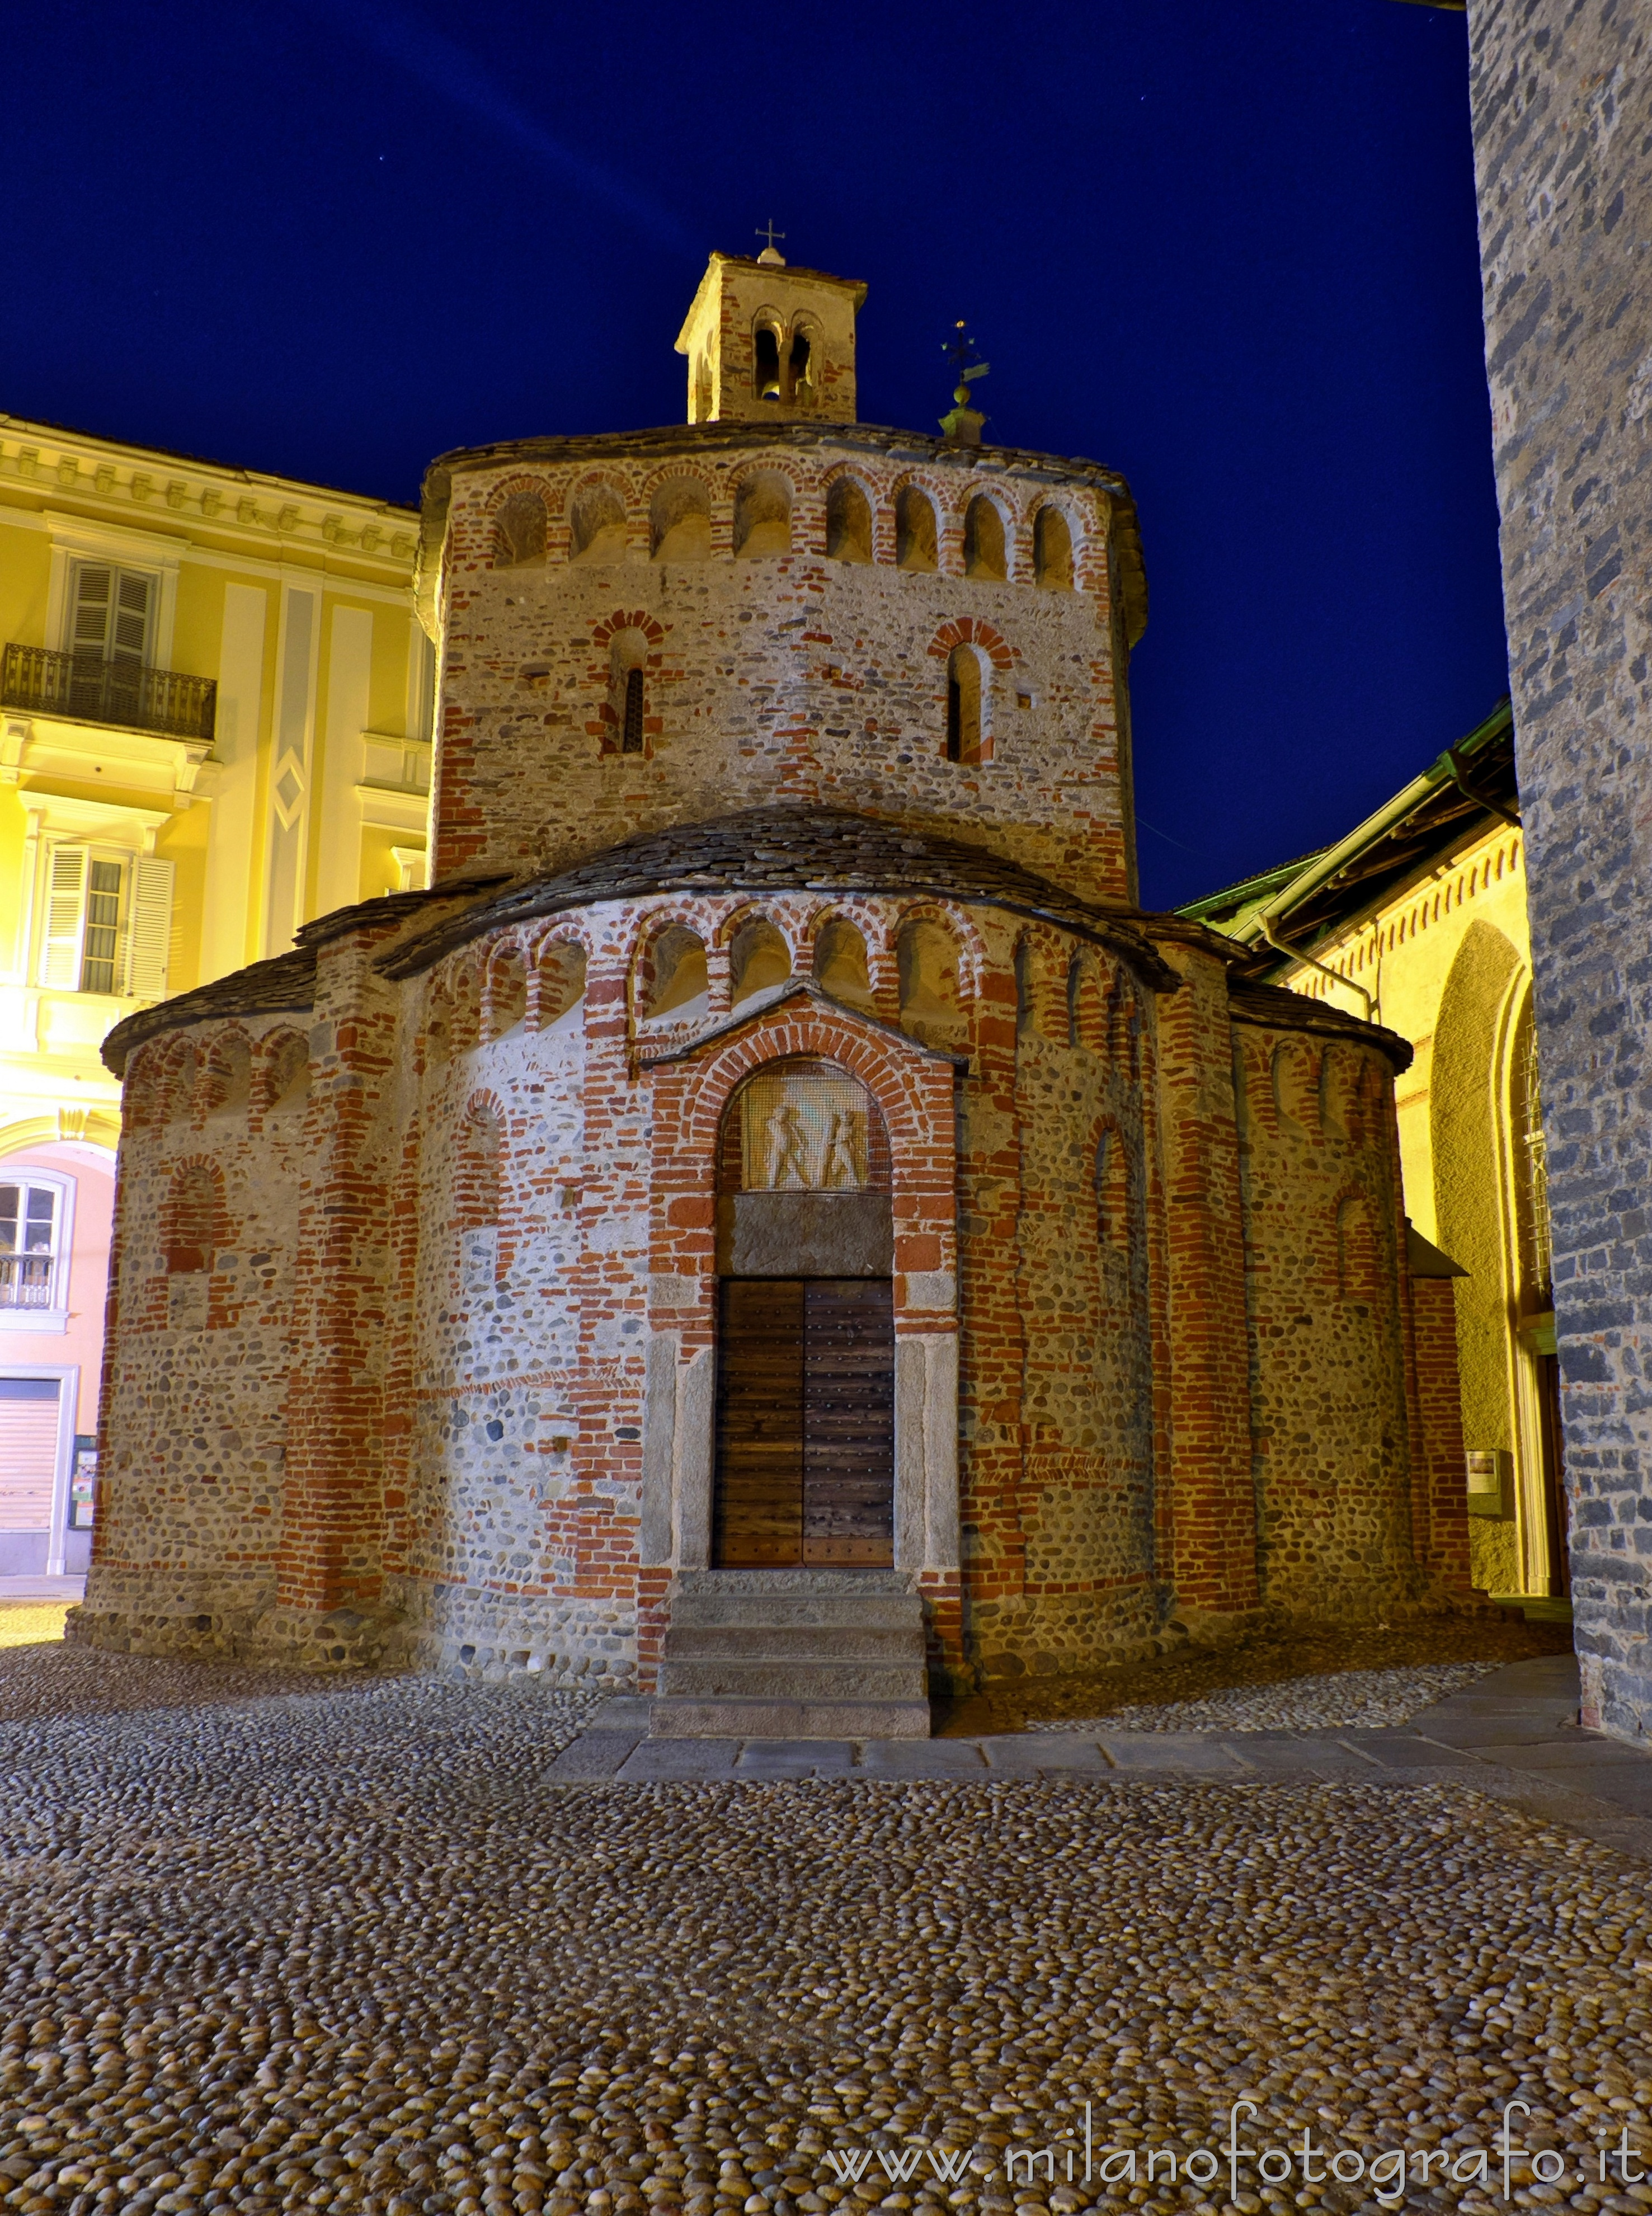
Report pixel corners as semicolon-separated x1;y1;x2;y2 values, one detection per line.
1442;745;1521;831
1254;910;1376;1023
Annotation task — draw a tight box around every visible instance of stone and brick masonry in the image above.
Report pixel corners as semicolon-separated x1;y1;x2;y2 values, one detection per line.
69;252;1479;1693
1466;0;1652;1735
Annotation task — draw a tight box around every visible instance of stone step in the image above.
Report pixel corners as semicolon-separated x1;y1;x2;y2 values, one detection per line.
657;1655;926;1702
665;1591;925;1632
671;1569;915;1596
663;1622;925;1663
649;1695;933;1741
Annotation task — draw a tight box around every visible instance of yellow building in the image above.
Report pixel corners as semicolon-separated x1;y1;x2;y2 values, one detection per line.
1183;701;1566;1604
0;412;427;1573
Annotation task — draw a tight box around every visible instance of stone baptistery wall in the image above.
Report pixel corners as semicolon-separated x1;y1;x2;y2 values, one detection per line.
73;251;1479;1691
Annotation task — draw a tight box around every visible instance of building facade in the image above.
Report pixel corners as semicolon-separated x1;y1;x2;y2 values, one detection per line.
1458;0;1652;1739
70;255;1479;1720
0;413;426;1574
1184;702;1565;1604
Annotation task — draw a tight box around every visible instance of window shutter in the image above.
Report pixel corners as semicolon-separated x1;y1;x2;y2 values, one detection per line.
40;846;88;990
124;855;175;1000
70;565;113;655
110;571;153;667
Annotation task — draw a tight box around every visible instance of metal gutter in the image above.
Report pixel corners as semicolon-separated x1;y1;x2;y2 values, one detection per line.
1237;698;1513;953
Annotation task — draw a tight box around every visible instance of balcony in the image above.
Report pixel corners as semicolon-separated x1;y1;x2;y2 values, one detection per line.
1;643;217;745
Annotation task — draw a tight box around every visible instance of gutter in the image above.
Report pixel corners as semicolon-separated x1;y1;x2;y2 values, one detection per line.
1255;911;1375;1020
1241;699;1514;1001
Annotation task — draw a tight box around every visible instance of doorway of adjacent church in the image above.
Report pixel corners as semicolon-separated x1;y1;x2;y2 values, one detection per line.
713;1277;895;1566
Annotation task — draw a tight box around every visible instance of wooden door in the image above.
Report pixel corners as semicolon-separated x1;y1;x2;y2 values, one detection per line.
803;1280;894;1564
714;1279;804;1566
714;1278;894;1568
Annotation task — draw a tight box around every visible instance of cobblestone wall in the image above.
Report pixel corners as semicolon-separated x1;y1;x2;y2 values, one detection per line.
1468;0;1652;1731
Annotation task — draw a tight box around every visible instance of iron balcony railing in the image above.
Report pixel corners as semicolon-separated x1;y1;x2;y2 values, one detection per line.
1;643;217;745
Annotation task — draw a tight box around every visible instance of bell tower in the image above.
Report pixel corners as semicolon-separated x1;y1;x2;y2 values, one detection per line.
676;243;866;425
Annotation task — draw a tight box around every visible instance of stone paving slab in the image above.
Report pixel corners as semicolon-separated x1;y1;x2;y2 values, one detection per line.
1096;1734;1251;1773
858;1739;987;1775
615;1739;740;1779
1467;1735;1651;1770
1333;1733;1489;1768
1413;1713;1588;1744
735;1740;858;1776
1224;1738;1380;1779
531;1656;1652;1860
978;1733;1111;1772
544;1731;645;1779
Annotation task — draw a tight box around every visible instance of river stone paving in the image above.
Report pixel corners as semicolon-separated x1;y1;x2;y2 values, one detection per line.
1025;1662;1505;1735
4;1643;1652;2215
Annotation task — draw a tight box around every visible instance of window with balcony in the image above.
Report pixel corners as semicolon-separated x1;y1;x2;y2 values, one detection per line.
39;843;174;999
1;557;215;744
0;1178;67;1320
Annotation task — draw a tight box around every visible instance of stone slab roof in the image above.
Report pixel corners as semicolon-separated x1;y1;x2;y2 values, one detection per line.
101;947;318;1078
1228;978;1414;1072
375;807;1185;992
100;876;510;1078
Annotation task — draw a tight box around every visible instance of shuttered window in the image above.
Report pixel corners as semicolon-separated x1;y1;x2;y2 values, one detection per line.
68;563;154;667
714;1278;895;1567
37;844;174;999
0;1378;61;1533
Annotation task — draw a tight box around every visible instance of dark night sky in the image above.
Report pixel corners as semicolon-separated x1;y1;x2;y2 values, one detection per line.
5;0;1506;910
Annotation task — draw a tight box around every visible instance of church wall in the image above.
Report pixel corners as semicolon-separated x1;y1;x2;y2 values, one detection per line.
431;449;1133;907
1232;1022;1423;1611
74;1018;312;1654
958;921;1164;1681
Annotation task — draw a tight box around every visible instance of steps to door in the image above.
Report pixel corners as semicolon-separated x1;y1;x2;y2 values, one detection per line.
649;1569;931;1738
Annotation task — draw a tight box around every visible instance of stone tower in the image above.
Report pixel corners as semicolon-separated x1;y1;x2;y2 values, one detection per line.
74;252;1476;1723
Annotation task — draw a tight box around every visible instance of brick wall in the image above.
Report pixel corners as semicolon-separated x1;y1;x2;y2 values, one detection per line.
432;440;1136;908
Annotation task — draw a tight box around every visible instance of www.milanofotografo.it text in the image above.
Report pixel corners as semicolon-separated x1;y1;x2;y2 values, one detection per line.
818;2100;1651;2208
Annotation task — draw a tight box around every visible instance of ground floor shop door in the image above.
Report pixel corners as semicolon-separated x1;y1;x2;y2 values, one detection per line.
713;1278;895;1567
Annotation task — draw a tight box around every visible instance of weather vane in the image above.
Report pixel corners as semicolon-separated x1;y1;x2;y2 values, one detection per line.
941;321;990;443
756;219;787;262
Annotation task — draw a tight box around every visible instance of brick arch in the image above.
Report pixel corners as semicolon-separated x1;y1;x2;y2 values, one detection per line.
630;911;712;1022
162;1156;230;1275
200;1025;255;1116
591;608;666;651
1012;922;1069;1039
482;469;563;517
713;899;799;959
481;934;530;1038
454;1088;506;1232
889;900;988;994
674;1010;954;1198
638;457;719;503
928;615;1015;673
1334;1183;1382;1304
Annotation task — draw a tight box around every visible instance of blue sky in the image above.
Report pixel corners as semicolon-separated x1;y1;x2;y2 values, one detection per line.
6;0;1505;907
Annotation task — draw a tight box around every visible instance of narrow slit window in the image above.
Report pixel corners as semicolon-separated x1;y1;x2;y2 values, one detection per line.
945;645;983;763
622;666;645;754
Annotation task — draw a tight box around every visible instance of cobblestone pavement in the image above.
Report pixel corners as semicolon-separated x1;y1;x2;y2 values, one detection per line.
1021;1663;1505;1735
4;1646;1652;2214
